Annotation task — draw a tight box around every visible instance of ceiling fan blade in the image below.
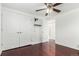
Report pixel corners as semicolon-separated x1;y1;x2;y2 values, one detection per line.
53;8;61;13
36;8;46;12
45;13;48;16
53;3;62;7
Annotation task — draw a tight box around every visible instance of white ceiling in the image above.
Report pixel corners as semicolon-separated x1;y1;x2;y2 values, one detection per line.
2;3;79;17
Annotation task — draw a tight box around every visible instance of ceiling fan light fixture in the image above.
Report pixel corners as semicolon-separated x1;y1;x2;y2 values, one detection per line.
36;3;62;16
47;8;52;13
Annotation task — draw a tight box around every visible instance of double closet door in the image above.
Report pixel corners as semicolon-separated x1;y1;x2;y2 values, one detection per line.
2;9;33;50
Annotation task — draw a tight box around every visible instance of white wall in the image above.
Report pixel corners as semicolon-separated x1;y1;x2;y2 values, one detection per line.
0;3;1;54
56;8;79;50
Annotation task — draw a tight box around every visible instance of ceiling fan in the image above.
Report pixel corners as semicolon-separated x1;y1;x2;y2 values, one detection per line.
36;3;62;16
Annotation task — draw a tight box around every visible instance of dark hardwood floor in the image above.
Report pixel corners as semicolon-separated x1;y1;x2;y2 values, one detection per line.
1;40;79;56
55;44;79;56
1;40;55;56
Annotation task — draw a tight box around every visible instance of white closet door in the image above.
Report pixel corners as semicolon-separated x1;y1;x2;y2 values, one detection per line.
19;16;32;46
32;26;42;44
0;4;1;53
2;10;20;50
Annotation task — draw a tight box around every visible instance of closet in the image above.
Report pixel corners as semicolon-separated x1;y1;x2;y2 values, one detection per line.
1;7;42;51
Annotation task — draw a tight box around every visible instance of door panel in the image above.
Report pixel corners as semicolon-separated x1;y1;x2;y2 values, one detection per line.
19;16;33;46
2;10;20;50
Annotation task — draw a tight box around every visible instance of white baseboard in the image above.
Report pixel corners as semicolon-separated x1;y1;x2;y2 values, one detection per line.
56;41;79;50
31;40;49;45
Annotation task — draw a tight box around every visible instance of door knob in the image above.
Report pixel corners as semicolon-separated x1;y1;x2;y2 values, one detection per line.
19;32;22;34
16;32;23;34
17;32;19;34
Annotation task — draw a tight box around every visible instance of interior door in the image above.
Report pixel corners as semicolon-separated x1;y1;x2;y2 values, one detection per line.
19;15;33;46
2;10;20;50
32;26;42;44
